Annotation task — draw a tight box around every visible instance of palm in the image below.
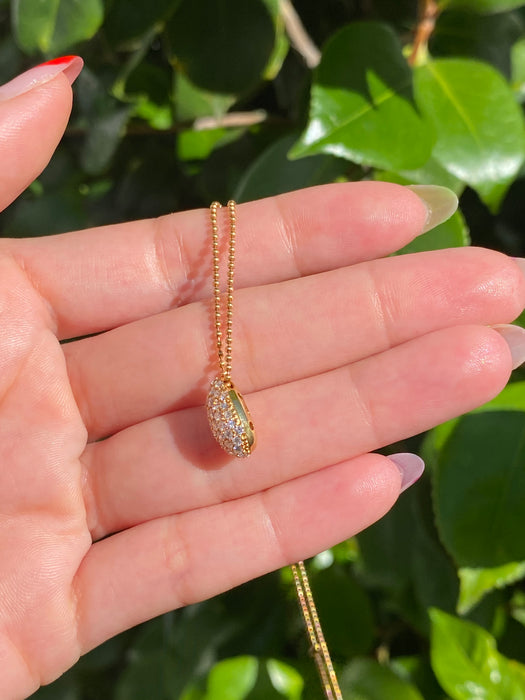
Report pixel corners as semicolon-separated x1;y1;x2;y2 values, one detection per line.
1;76;524;699
0;260;90;690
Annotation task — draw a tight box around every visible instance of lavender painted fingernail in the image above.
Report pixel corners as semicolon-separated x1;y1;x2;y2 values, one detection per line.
493;324;525;369
388;452;425;493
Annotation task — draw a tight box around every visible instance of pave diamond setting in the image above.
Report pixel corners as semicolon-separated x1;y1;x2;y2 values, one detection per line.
206;377;256;458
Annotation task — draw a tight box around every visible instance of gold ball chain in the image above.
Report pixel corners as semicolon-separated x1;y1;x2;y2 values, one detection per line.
210;200;236;385
207;202;342;698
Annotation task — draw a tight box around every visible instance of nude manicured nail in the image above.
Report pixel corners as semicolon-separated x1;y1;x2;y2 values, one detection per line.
388;452;425;493
407;185;459;233
512;257;525;279
0;55;83;102
493;324;525;369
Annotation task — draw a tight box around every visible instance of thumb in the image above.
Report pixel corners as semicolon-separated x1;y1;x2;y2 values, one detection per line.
0;55;83;212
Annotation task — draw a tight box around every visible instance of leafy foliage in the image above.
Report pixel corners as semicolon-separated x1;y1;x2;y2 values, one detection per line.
2;0;525;697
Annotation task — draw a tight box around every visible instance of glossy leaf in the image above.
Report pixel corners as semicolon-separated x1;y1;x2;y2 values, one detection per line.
166;0;276;94
377;156;463;194
397;211;470;254
104;0;179;44
175;73;235;122
511;591;525;627
205;657;258;700
234;134;348;203
260;0;289;80
357;485;458;635
414;58;525;210
310;565;375;657
81;105;132;175
340;658;424;700
430;608;525;700
291;22;434;170
266;660;303;700
433;408;525;568
178;128;244;161
511;37;525;101
441;0;525;12
458;562;525;614
431;10;524;78
12;0;103;54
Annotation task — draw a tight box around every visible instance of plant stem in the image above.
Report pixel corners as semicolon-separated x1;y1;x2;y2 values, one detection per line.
408;0;441;66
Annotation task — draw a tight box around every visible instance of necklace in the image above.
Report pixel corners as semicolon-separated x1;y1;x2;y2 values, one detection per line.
206;200;342;698
206;200;256;458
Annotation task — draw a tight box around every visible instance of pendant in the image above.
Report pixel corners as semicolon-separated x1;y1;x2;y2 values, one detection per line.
206;377;256;458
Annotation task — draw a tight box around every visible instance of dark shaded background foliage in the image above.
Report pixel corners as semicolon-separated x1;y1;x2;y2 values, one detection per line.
2;0;525;697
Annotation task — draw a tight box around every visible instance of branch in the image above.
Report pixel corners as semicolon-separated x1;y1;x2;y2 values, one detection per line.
280;0;321;69
193;110;268;131
408;0;441;67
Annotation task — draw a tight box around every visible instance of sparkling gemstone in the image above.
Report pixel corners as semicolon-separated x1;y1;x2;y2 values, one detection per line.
206;377;256;457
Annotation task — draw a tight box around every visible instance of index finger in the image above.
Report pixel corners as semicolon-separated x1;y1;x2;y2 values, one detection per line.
1;182;434;339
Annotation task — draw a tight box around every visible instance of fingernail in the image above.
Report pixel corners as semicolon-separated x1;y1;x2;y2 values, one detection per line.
493;324;525;369
0;55;84;103
513;257;525;279
407;185;459;233
388;452;425;493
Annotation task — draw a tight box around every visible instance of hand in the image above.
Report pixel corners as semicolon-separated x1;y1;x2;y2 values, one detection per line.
1;61;524;699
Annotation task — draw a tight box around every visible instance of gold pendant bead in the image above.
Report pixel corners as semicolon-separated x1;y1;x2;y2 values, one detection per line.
206;378;255;458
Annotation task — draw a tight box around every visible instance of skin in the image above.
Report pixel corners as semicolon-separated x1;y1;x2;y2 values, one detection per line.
0;75;524;699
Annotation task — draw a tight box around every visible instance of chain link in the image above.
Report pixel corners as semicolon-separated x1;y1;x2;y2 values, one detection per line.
291;562;343;699
210;202;341;696
210;200;236;383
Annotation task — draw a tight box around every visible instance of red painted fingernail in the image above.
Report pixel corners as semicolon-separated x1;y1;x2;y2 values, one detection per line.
0;55;83;102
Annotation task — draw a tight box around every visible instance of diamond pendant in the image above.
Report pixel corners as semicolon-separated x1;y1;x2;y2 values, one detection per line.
206;377;256;458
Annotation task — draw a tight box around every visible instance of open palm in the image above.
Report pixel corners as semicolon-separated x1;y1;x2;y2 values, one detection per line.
1;72;524;699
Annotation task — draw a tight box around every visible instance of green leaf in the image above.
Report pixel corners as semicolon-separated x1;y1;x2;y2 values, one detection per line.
12;0;103;54
340;658;424;700
310;565;375;657
266;660;303;700
441;0;525;12
431;9;524;78
430;608;525;700
433;409;525;568
414;58;525;210
104;0;179;44
377;155;464;194
511;590;525;627
175;73;235;122
260;0;289;81
204;657;258;700
357;485;458;635
511;37;525;101
396;210;469;254
81;105;132;175
291;22;434;170
234;134;349;203
458;562;525;615
178;128;244;161
166;0;276;94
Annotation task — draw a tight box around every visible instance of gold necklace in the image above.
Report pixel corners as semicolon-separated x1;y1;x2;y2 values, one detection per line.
291;561;343;699
206;200;342;698
206;200;256;457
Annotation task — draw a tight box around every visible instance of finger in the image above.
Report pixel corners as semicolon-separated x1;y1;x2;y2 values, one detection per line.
68;247;524;440
82;325;511;539
75;452;403;652
3;182;431;338
0;58;82;212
